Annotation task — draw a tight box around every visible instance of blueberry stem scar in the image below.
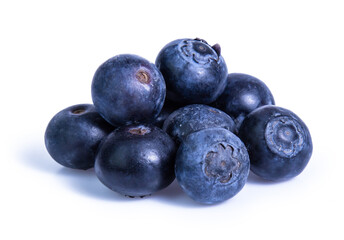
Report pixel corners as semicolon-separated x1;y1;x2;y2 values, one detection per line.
129;126;151;135
136;70;151;84
72;108;86;114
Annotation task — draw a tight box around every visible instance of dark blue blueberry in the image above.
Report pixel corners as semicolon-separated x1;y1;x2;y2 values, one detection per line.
95;124;176;197
175;127;250;204
238;105;313;181
91;54;166;126
213;73;275;129
155;38;228;104
152;100;181;128
163;104;236;144
44;104;114;170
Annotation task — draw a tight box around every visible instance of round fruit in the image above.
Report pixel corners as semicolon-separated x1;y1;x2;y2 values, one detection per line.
238;105;313;181
163;104;236;144
175;127;250;204
44;104;114;170
155;38;228;104
95;124;176;197
91;54;166;126
213;73;275;129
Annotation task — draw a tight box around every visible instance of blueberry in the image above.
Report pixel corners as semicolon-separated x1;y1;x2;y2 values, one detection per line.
213;73;275;129
91;54;166;126
44;104;114;170
155;38;228;104
238;105;313;181
95;124;176;197
163;104;236;144
152;100;181;128
175;127;250;204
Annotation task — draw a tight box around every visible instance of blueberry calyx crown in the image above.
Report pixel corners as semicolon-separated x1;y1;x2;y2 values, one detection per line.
179;38;221;64
203;143;241;184
265;115;305;158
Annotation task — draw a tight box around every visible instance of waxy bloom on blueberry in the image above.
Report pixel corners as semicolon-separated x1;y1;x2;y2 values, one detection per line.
238;105;313;181
156;38;228;104
175;127;250;204
163;104;236;144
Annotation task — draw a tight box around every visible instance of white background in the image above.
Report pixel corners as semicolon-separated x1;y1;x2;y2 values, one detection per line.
1;0;343;239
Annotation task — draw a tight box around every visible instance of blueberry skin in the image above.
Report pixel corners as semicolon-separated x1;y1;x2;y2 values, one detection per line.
213;73;275;129
95;124;176;197
175;127;250;204
152;100;181;128
92;54;166;126
238;105;313;181
155;38;228;104
44;104;114;170
163;104;236;144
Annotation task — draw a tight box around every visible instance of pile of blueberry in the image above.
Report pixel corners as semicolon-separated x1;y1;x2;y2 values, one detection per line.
45;38;313;204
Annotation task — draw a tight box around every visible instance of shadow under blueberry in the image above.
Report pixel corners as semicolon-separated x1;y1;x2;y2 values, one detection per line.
19;141;59;174
246;171;285;185
57;168;209;206
19;141;132;202
152;180;223;208
19;141;227;206
56;167;133;202
152;180;193;206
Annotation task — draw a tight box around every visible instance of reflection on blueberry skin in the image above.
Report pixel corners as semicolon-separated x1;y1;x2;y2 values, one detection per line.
163;104;236;144
92;54;166;126
155;38;228;104
95;124;176;197
238;105;313;181
44;104;115;170
213;73;275;129
175;128;250;204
